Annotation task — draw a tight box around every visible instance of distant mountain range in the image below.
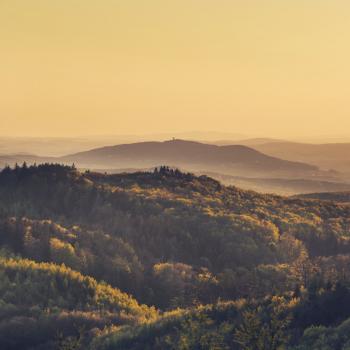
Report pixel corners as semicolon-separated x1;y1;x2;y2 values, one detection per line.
60;139;319;177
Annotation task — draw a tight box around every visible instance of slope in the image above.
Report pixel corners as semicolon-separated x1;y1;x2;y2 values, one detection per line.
61;139;319;177
252;141;350;173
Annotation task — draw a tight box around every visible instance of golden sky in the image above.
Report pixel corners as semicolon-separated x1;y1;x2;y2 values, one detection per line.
1;0;350;138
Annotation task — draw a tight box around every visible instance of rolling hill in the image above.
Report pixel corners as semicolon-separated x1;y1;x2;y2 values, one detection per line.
61;139;319;178
0;154;53;168
2;139;349;195
1;163;350;348
251;141;350;173
295;191;350;203
203;171;350;195
0;257;156;349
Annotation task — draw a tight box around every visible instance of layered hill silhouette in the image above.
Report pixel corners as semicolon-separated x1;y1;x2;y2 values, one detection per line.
2;139;350;195
295;191;350;203
251;141;350;173
204;171;350;195
0;153;53;168
61;139;319;177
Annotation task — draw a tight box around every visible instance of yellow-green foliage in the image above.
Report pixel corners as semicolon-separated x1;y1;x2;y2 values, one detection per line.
0;258;157;322
90;300;245;350
1;164;350;349
50;237;79;268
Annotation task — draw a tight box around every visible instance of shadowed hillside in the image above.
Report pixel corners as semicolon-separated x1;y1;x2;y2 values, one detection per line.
252;141;350;173
295;191;350;203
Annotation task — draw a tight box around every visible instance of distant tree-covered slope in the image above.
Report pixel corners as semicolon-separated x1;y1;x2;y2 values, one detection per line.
60;139;319;176
205;171;350;195
252;141;350;173
295;191;350;203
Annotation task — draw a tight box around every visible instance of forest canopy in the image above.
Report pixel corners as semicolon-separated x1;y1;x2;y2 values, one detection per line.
0;163;350;349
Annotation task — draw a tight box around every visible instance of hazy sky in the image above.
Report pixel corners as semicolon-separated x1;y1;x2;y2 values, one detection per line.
1;0;350;138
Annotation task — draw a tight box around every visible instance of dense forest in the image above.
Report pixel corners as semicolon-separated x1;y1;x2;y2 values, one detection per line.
1;163;350;349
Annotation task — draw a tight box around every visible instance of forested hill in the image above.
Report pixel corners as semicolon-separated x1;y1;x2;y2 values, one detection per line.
1;164;350;349
295;191;350;203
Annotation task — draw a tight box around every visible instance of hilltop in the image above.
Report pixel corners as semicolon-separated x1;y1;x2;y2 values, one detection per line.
2;139;348;195
61;139;318;177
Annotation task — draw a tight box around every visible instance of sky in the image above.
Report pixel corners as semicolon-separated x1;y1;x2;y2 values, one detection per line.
1;0;350;138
